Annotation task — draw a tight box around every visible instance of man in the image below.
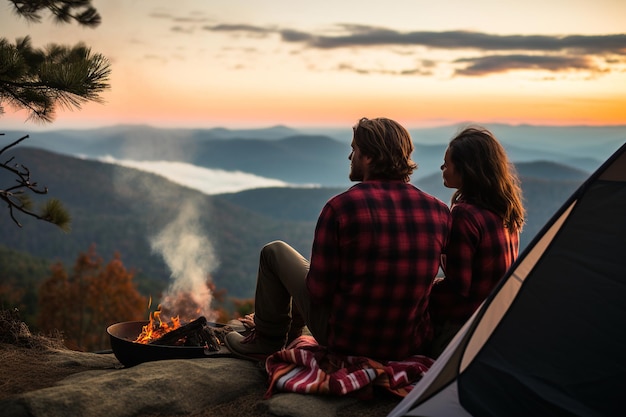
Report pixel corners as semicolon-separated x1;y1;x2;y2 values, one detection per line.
225;117;451;361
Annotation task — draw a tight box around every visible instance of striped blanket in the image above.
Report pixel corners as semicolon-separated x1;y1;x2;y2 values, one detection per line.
264;336;434;399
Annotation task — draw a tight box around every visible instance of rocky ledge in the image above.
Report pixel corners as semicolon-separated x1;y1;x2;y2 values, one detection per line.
0;344;400;417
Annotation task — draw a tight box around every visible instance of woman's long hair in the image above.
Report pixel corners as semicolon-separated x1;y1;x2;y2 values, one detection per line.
353;117;417;182
448;126;525;232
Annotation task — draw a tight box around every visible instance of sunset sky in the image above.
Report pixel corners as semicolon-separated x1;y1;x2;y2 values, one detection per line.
1;0;625;131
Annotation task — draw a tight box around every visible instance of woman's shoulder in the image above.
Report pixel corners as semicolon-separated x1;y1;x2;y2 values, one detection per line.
452;202;502;226
452;201;488;218
451;201;478;213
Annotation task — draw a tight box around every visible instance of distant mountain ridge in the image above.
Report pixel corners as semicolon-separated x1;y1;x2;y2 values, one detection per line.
514;160;589;181
5;124;624;183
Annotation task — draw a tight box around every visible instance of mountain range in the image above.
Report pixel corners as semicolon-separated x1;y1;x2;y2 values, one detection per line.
8;123;624;183
1;124;625;304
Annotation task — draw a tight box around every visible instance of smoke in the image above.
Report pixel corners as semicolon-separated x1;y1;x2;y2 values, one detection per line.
149;200;220;322
102;156;235;324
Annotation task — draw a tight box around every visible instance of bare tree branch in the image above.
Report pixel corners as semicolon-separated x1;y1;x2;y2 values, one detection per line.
0;133;70;230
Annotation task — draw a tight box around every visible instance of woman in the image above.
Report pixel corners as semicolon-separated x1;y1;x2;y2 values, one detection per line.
429;126;525;358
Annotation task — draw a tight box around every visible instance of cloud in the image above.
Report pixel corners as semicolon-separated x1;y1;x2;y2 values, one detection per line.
171;16;208;23
149;11;208;23
202;23;275;37
454;54;599;76
148;12;173;19
280;28;316;42
170;25;195;34
203;23;626;76
291;27;626;55
150;10;209;36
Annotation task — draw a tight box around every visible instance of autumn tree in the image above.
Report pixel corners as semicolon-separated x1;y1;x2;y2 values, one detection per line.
37;245;147;351
37;261;72;337
88;252;148;349
231;297;255;319
206;280;231;324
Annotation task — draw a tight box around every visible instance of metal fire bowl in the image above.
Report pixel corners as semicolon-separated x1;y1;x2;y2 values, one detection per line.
107;320;233;367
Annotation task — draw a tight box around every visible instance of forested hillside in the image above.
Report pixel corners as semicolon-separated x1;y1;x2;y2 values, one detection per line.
0;144;594;333
0;245;51;325
0;147;315;302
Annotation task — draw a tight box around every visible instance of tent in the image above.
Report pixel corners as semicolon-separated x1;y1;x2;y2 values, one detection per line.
389;142;626;417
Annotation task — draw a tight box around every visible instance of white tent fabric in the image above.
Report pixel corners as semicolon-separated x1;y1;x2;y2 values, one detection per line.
389;142;626;417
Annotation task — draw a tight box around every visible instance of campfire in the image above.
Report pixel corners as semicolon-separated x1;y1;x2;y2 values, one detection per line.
105;204;231;367
132;309;231;352
107;313;237;367
134;308;182;343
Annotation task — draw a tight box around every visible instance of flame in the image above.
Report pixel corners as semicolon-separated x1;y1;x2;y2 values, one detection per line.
134;307;182;344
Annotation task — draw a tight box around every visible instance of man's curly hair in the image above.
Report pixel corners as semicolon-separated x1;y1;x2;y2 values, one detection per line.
353;117;417;182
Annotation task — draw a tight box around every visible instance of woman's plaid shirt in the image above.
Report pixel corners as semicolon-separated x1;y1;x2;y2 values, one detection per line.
430;201;520;326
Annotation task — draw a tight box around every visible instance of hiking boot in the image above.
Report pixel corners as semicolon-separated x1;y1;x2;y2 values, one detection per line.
224;330;285;362
226;319;253;337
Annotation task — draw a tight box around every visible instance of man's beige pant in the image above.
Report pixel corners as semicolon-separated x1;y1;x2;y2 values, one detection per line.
252;240;330;345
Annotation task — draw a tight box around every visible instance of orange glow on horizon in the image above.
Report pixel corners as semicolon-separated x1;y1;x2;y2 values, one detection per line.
68;98;626;128
2;87;625;131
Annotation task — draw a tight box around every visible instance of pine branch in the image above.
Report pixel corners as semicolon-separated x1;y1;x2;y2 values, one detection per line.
0;37;111;123
8;0;102;28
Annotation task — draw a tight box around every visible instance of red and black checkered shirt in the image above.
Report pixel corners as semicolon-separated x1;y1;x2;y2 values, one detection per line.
305;181;451;361
429;201;519;326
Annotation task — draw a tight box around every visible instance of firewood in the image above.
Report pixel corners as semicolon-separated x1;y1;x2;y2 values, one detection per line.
148;316;207;346
197;326;221;351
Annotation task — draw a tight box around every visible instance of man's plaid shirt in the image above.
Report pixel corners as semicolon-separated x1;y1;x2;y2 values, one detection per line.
306;181;451;360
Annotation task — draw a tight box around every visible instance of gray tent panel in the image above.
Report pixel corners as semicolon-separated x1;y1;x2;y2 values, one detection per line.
461;177;626;416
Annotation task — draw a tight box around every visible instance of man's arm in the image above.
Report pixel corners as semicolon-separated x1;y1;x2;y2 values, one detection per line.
306;203;340;303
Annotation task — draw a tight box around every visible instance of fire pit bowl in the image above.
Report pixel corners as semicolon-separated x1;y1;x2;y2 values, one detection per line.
107;321;233;367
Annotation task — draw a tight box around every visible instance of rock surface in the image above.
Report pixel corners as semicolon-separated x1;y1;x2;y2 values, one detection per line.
0;346;400;417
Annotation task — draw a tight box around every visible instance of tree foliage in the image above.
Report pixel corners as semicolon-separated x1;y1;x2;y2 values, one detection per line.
0;245;50;325
8;0;102;27
1;0;110;123
37;245;147;351
231;297;255;320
